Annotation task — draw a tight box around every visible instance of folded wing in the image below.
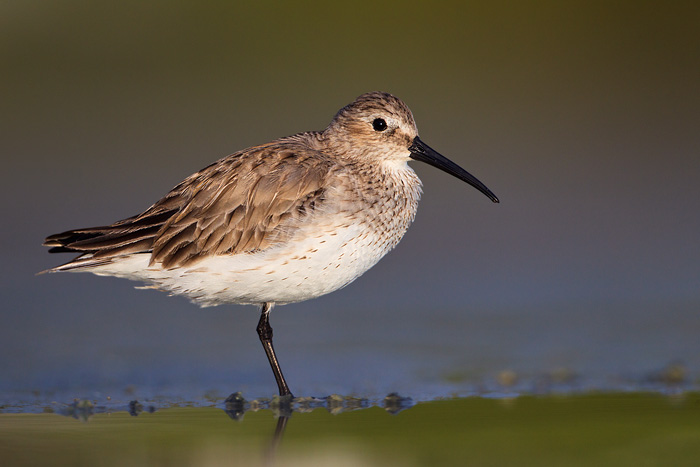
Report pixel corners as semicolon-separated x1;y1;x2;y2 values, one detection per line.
44;140;331;271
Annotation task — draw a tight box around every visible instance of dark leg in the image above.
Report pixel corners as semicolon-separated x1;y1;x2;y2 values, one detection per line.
257;302;293;397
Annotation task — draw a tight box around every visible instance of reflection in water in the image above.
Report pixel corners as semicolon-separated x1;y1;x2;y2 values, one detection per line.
56;391;415;462
225;392;294;464
10;393;700;466
56;391;414;422
223;391;247;421
266;414;289;466
62;399;95;422
221;392;413;463
61;398;158;422
383;393;415;415
223;391;413;421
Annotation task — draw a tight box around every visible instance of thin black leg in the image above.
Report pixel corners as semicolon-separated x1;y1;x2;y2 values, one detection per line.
257;302;293;397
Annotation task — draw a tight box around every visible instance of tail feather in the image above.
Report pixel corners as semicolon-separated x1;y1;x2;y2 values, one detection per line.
42;207;178;272
39;255;115;274
68;225;162;251
44;229;105;248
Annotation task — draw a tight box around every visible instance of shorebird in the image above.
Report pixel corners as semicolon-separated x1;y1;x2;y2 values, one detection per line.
43;92;499;396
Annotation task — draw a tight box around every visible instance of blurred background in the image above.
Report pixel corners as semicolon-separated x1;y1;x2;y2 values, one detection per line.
2;1;698;402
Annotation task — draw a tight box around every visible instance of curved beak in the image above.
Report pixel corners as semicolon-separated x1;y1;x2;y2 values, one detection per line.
408;136;499;203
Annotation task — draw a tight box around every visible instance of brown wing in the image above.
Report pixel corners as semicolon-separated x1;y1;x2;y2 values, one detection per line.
150;142;330;268
44;137;332;270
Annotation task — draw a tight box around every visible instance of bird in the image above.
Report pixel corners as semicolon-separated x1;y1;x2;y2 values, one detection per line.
42;91;499;397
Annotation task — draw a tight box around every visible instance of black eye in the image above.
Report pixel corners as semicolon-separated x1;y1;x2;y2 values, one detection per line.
372;118;387;132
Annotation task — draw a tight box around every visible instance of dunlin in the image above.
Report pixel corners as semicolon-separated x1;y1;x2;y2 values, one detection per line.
43;92;499;396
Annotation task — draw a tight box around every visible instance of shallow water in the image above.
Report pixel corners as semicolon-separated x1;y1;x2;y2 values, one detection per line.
3;393;700;466
3;297;699;407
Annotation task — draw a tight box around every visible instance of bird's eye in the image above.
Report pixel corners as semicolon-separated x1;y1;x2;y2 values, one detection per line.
372;118;387;132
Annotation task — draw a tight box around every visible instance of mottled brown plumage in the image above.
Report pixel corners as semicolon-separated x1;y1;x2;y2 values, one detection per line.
44;135;337;269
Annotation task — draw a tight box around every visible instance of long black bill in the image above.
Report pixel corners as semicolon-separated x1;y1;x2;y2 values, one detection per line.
408;136;499;203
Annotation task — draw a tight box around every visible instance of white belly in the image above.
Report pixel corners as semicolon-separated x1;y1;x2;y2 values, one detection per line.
90;219;397;307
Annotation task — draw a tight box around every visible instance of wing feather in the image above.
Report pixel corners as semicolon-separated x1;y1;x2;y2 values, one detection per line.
151;144;331;268
44;134;333;272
